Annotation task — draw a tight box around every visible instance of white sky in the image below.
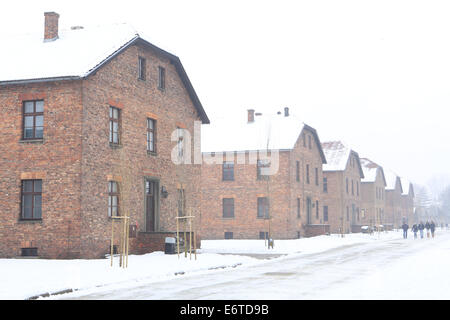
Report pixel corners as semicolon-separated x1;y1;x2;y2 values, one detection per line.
1;0;450;189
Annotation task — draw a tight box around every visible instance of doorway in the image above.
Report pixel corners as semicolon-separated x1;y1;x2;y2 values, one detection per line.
145;179;158;232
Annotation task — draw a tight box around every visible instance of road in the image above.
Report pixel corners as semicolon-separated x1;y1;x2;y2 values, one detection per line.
55;230;450;299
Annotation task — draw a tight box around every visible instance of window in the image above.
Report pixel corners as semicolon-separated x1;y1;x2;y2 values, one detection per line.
308;135;312;149
257;197;269;218
357;183;359;196
177;188;186;217
158;66;165;90
352;180;354;195
257;159;270;181
346;206;349;221
21;180;42;220
138;56;146;80
323;206;329;222
223;162;234;181
306;164;310;184
177;127;184;159
21;248;38;257
224;232;233;239
323;177;328;193
259;232;269;240
303;134;306;147
222;198;234;218
346;178;349;194
109;106;120;144
23;100;44;140
316;200;319;219
147;118;156;153
297;198;301;218
108;181;119;217
296;161;300;182
315;168;319;186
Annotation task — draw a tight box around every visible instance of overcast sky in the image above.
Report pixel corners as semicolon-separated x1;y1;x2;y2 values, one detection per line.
1;0;450;191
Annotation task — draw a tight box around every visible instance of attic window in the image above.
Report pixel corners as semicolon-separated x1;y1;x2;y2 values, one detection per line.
138;56;146;80
158;66;165;90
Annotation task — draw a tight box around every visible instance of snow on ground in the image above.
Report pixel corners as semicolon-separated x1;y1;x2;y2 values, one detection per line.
199;231;401;255
0;230;411;300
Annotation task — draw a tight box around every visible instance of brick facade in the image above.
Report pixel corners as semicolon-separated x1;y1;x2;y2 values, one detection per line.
0;30;207;258
200;125;327;240
385;176;403;229
360;161;386;229
321;144;364;234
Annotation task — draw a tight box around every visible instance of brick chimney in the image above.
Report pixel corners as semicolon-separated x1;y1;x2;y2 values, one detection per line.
247;109;255;123
44;12;60;41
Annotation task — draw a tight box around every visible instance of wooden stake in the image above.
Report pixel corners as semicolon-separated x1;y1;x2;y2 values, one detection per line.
111;219;114;267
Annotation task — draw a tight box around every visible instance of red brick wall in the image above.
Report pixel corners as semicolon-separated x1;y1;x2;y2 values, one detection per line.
200;127;325;240
0;81;83;258
0;42;204;259
322;153;362;234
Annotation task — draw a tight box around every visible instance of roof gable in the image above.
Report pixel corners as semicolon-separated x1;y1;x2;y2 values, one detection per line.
322;141;364;177
360;157;387;186
201;112;326;163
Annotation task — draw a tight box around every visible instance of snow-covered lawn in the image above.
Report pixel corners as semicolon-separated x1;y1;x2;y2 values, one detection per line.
0;230;420;300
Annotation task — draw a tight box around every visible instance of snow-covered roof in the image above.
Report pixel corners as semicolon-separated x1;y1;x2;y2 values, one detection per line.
360;158;378;182
321;141;364;177
384;168;402;192
321;141;351;171
0;21;210;123
0;23;139;83
201;113;326;162
400;177;413;196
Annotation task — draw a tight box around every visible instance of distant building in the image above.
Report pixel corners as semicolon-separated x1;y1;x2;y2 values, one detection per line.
359;158;387;229
200;108;328;240
321;141;364;234
400;178;415;224
384;169;403;229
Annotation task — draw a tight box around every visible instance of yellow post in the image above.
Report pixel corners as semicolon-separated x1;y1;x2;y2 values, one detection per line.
122;217;127;268
189;218;192;260
125;217;129;268
176;216;180;259
111;219;114;267
193;218;197;260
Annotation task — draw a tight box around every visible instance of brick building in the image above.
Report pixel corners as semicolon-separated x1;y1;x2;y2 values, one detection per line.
359;158;387;229
200;109;328;240
400;177;415;225
0;13;209;258
384;169;403;230
321;141;364;234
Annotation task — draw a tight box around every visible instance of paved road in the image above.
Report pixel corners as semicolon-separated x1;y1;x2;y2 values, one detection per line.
56;231;450;299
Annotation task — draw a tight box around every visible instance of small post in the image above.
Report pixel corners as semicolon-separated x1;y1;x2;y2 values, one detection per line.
111;219;114;267
125;217;129;268
176;215;180;258
193;218;197;260
189;218;192;260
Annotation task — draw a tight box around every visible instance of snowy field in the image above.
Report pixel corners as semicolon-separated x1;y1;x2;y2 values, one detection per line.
0;229;447;300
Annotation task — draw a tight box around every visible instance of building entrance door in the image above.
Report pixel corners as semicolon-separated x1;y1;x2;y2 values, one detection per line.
145;180;157;232
306;197;312;224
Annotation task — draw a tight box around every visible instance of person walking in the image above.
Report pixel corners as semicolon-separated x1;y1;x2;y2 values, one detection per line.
430;221;436;238
425;221;431;238
418;222;425;239
401;222;409;239
412;224;418;239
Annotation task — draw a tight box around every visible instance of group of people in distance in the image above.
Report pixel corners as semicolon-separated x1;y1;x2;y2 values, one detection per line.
401;221;436;239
